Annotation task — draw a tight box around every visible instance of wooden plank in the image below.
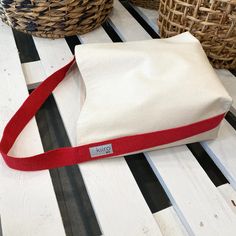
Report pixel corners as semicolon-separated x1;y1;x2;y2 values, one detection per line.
28;5;163;235
29;37;80;147
153;185;236;236
109;0;152;41
201;69;236;190
33;37;72;75
215;69;236;116
34;93;102;236
153;207;188;236
0;22;65;236
22;60;45;87
79;159;163;235
79;27;112;44
133;5;236;233
134;6;159;34
202;120;236;190
218;184;236;215
145;146;236;235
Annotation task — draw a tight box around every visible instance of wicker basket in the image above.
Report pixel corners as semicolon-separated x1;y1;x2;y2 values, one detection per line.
158;0;236;69
0;0;113;38
129;0;159;10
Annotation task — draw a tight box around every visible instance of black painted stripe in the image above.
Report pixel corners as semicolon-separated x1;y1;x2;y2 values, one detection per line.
187;143;228;187
65;36;81;55
0;215;2;236
229;70;236;77
125;154;171;213
12;29;40;63
33;92;101;236
102;21;123;42
225;111;236;131
119;0;160;39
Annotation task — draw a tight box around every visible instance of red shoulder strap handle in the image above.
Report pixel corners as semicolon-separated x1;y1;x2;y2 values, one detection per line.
0;58;225;171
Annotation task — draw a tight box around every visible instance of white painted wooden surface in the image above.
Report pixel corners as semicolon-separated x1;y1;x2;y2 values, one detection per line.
0;216;2;236
202;121;236;190
135;6;159;34
79;159;163;236
145;146;236;235
0;22;65;236
22;60;45;86
154;207;188;236
79;27;112;44
218;184;236;215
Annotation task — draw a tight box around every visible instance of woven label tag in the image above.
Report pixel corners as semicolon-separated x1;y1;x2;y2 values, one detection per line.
89;144;113;158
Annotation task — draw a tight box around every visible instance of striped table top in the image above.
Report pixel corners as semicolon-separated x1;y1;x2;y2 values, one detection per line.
0;1;236;235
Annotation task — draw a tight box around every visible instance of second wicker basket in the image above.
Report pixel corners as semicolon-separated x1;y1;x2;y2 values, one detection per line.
158;0;236;69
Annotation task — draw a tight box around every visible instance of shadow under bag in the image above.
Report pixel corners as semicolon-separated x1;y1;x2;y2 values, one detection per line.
0;32;232;171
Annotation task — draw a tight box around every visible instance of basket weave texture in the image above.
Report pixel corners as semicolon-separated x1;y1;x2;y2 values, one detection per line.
158;0;236;69
0;0;113;38
130;0;159;10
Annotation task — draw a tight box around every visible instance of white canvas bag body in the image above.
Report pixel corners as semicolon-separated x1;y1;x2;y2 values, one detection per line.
0;32;232;171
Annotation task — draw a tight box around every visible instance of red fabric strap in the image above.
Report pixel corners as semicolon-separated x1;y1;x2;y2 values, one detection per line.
0;58;225;171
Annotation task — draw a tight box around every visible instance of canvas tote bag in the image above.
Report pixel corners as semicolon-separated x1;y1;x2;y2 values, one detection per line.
0;32;232;171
